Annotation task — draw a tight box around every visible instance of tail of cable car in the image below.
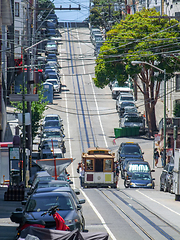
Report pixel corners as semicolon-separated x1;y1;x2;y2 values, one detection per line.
82;147;116;188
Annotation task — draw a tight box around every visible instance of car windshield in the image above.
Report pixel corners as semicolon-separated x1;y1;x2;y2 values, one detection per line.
44;121;60;127
42;131;63;138
131;173;151;180
26;195;74;212
42;142;60;149
129;164;150;173
49;182;69;187
121;146;141;155
125;117;142;123
121;102;135;107
47;80;58;85
121;96;133;101
45;116;59;121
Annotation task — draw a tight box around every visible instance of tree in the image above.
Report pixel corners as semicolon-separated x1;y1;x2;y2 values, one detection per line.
89;0;122;30
37;0;55;20
11;85;48;141
94;8;180;136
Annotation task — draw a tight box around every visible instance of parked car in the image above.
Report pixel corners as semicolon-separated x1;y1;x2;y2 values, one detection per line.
38;139;65;154
11;192;85;231
117;142;144;165
40;146;64;159
129;172;155;189
46;79;60;93
45;43;58;54
40;129;65;141
160;163;174;192
113;87;133;100
90;28;101;40
117;101;137;115
123;106;138;116
46;20;56;29
43;120;64;131
119;114;146;134
116;93;135;109
42;114;63;125
28;171;54;189
46;28;57;37
92;33;104;46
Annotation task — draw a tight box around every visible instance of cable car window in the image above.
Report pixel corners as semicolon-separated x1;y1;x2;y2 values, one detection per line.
95;159;103;172
104;159;112;171
86;159;94;171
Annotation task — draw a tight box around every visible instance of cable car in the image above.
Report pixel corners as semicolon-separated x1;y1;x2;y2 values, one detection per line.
82;147;116;188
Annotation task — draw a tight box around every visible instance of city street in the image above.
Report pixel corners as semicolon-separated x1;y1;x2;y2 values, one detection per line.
1;25;180;240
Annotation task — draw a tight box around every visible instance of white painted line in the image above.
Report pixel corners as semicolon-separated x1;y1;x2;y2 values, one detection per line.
76;28;108;148
137;190;180;216
89;74;108;148
81;189;117;240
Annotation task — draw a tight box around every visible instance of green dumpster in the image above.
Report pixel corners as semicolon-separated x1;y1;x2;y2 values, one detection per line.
126;127;131;137
121;127;126;137
114;128;121;138
131;126;140;136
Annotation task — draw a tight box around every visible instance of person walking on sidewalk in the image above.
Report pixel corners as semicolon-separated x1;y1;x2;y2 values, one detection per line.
154;148;160;168
160;148;164;167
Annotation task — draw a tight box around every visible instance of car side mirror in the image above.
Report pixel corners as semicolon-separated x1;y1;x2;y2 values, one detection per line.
16;207;23;212
151;169;155;172
68;181;73;184
152;178;155;181
79;199;85;204
74;189;80;195
28;179;33;186
21;200;27;205
77;204;82;210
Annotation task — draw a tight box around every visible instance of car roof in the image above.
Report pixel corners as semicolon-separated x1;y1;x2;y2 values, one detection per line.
128;161;149;165
36;186;72;193
32;191;71;198
124;158;143;161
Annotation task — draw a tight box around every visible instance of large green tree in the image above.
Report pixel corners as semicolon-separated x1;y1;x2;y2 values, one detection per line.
94;8;180;136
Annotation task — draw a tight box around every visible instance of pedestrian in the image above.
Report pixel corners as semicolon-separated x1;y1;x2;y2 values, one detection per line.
114;161;120;187
77;162;85;187
160;148;164;167
154;148;160;168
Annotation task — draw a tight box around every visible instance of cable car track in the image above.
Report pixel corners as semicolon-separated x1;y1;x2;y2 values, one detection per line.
98;188;180;240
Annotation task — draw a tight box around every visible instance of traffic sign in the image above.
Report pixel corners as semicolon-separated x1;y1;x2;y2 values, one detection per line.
9;147;20;160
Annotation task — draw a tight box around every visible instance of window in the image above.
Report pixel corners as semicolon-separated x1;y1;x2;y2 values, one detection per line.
15;30;19;45
15;2;19;17
86;159;94;171
104;159;112;172
176;74;180;91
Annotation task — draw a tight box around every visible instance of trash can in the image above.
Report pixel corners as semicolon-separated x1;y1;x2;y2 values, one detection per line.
114;128;121;138
10;169;20;185
131;126;140;136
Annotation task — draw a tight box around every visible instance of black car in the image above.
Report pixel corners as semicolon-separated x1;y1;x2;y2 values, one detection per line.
11;192;85;231
160;163;174;192
121;158;143;179
117;142;144;166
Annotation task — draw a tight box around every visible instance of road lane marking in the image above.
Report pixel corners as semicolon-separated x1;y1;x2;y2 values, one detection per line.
80;189;117;240
137;190;180;216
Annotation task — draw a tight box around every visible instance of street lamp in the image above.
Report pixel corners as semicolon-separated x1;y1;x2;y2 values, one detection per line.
131;61;166;167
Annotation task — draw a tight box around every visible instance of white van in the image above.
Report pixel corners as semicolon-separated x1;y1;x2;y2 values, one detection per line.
112;86;133;99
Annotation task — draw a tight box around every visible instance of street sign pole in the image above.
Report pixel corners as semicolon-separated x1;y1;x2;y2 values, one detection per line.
22;48;26;186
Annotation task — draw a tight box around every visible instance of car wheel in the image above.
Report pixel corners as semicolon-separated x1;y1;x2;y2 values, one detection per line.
164;182;167;192
124;180;129;188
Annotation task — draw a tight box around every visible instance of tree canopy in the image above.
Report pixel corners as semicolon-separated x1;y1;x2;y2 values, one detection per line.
94;8;180;135
37;0;55;20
